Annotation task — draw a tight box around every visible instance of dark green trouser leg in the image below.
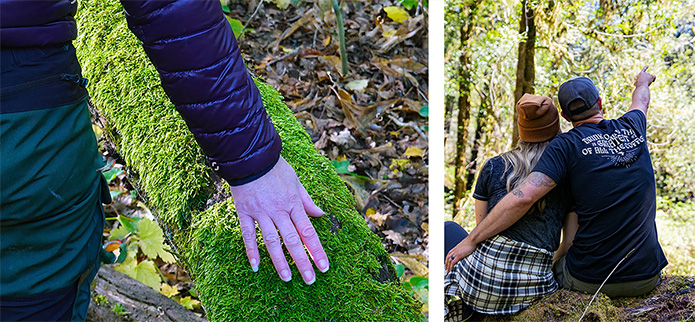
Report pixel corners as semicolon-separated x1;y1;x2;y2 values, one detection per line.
553;255;660;297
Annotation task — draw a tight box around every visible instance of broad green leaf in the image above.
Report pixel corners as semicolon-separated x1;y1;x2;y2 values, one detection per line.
178;296;201;310
114;255;136;276
220;3;230;14
419;105;428;117
109;225;129;241
395;264;405;278
160;283;179;298
159;244;177;263
117;215;139;233
102;168;123;182
399;0;418;10
383;6;409;24
225;16;244;38
331;160;351;174
409;276;428;289
132;260;161;291
137;218;175;263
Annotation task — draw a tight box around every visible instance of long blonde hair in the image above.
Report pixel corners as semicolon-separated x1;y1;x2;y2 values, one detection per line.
500;141;549;193
500;141;551;213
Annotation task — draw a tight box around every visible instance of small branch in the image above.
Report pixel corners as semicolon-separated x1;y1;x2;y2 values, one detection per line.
332;0;348;75
578;248;636;322
241;0;265;39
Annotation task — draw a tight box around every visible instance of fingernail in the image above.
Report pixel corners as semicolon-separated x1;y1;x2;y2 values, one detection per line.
318;259;329;273
250;259;258;272
280;269;292;282
303;271;315;285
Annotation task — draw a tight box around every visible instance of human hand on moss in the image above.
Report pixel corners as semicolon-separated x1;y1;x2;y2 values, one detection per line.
230;156;329;284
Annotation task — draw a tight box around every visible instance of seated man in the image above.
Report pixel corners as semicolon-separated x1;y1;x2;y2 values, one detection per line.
448;66;667;297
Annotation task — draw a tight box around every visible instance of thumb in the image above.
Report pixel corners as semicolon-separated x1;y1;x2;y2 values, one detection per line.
298;181;324;217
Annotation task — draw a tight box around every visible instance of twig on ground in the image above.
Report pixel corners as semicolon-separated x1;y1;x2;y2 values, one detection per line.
578;248;636;322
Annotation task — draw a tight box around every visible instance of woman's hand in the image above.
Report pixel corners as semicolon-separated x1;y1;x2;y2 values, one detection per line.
230;156;329;284
445;238;477;272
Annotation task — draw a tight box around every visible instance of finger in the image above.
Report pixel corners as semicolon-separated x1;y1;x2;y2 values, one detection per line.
641;66;648;73
257;217;293;282
297;182;323;218
291;207;329;273
273;212;317;285
238;214;260;272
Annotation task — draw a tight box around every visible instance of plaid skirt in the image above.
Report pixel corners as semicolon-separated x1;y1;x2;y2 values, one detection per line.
444;235;557;315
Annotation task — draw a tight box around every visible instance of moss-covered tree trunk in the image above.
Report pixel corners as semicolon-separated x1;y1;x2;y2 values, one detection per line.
513;0;536;147
74;1;421;321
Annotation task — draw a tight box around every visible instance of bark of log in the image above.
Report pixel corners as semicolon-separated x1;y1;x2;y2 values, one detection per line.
86;266;206;322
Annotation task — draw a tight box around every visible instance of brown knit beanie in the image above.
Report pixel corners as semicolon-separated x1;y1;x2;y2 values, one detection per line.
516;93;560;143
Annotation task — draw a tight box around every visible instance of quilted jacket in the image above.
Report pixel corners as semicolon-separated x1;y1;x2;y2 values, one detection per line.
0;0;282;185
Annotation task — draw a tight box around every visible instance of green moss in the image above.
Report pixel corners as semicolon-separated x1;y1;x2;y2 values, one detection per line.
75;1;421;320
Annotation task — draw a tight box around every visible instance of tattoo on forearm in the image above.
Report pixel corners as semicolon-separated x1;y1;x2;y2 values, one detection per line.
527;173;556;188
512;189;525;198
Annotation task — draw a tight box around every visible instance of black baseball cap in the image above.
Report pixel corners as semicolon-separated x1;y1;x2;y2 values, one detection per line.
558;77;600;117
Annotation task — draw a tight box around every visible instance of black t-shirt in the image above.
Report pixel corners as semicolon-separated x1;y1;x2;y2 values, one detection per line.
473;155;568;252
533;110;667;284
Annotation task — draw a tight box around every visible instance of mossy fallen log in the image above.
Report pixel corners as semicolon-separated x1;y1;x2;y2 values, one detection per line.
74;1;422;321
455;275;694;322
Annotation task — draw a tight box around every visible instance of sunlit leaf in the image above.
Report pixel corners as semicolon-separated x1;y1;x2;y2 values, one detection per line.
110;225;130;241
404;146;424;158
345;79;369;91
160;283;179;298
133;260;161;291
226;16;244;38
137;218;175;263
178;296;201;310
270;0;291;10
383;6;409;24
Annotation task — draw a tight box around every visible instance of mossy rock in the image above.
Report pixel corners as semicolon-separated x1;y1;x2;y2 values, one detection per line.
461;275;694;321
74;1;422;321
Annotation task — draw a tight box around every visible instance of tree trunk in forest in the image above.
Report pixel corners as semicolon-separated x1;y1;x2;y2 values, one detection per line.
452;4;477;218
87;267;206;322
75;1;421;321
513;1;537;147
465;102;487;191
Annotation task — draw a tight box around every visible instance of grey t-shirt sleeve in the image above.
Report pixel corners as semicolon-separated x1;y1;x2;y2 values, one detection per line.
472;158;492;201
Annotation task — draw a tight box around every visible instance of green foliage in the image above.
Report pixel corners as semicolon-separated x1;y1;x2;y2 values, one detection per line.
655;198;695;276
225;16;245;39
177;296;202;310
102;167;122;182
445;0;695;218
111;303;129;316
75;1;422;320
108;217;175;291
94;294;108;305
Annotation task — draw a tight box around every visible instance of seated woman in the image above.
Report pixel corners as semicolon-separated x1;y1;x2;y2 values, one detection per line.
444;94;577;320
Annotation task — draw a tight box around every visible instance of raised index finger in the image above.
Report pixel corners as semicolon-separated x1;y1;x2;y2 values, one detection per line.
641;66;649;73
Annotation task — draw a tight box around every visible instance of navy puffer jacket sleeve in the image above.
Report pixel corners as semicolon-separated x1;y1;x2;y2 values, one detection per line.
119;0;282;185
